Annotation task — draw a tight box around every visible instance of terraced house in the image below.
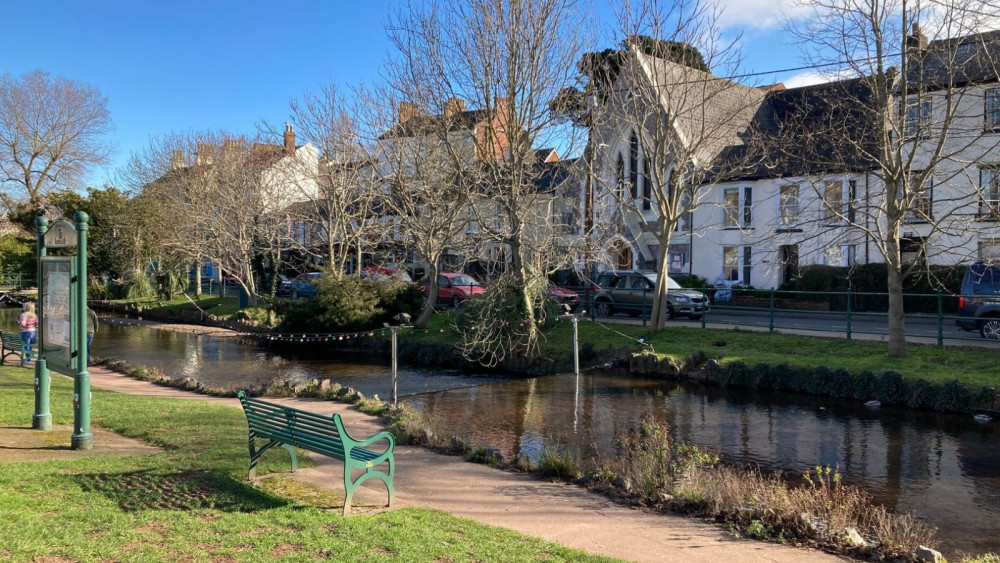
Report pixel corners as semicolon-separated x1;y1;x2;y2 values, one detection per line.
592;28;1000;288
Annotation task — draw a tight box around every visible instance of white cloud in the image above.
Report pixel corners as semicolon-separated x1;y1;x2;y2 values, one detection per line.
715;0;811;31
782;69;857;89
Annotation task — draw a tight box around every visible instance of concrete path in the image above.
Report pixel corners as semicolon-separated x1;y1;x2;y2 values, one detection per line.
84;366;846;562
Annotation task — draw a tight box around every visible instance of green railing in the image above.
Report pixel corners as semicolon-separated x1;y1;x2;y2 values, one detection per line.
0;272;36;289
579;284;997;347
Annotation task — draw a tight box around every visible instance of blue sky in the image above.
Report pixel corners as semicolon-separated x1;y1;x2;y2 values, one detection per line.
6;0;812;189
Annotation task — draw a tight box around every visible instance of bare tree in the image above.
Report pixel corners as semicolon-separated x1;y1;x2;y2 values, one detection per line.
0;70;113;209
386;0;592;364
272;83;389;279
589;0;762;330
127;130;300;304
773;0;1000;356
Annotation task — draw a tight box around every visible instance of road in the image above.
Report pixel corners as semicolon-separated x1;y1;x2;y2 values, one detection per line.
588;305;999;349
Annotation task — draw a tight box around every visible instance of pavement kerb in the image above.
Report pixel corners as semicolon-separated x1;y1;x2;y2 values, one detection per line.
83;366;847;563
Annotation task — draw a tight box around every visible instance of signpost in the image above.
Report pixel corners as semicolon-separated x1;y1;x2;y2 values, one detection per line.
32;212;91;450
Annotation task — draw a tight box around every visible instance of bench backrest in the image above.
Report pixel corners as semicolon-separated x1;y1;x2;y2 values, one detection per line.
238;392;348;461
0;332;22;348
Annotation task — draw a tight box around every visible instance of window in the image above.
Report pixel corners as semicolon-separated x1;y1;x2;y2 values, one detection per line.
723;188;739;228
980;167;1000;219
742;246;752;286
615;154;625;200
723;187;752;228
980;239;1000;262
906;172;933;222
847;180;857;222
986;89;1000;130
779;184;800;226
642;152;653;210
903;97;932;138
823;244;842;266
723;246;739;281
629;133;639;199
845;244;857;267
823;180;844;223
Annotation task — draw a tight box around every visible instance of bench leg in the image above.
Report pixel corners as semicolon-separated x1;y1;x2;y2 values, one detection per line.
281;444;298;473
248;433;281;480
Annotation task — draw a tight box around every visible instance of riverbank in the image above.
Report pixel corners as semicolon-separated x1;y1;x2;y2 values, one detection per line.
0;365;848;563
91;302;1000;414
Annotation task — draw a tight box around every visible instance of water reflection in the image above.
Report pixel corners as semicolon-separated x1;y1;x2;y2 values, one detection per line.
3;309;997;554
405;373;1000;555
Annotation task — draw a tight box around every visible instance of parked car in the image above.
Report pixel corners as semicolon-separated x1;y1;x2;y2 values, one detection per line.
274;274;293;298
956;262;1000;339
424;273;485;307
289;272;322;299
549;285;581;312
592;270;709;320
361;266;413;284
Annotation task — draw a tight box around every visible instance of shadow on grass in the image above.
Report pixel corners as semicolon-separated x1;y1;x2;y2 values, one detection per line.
74;468;289;512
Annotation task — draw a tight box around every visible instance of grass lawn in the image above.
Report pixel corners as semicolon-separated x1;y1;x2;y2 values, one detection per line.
404;313;999;387
111;294;241;318
0;367;613;562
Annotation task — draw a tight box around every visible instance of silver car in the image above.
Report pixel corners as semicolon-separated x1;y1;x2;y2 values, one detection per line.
593;270;709;320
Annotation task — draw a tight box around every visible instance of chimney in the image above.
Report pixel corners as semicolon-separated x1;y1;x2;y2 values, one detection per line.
398;101;418;124
906;23;928;55
444;97;466;118
283;123;296;156
194;143;214;166
170;150;185;171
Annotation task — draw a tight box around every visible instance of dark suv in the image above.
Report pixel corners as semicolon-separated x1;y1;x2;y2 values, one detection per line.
593;270;708;320
956;262;1000;339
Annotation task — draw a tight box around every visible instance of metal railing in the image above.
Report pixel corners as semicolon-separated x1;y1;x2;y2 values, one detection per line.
0;272;36;290
560;284;998;348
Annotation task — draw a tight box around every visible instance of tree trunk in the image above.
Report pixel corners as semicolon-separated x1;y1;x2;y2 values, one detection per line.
649;229;674;331
416;255;440;328
886;239;907;358
194;262;202;297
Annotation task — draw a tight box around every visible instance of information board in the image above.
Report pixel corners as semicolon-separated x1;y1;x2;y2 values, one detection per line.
41;257;74;368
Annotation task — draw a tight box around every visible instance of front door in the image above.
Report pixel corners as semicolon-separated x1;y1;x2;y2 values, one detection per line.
780;245;799;284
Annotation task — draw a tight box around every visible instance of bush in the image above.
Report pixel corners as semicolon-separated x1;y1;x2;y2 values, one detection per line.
122;271;155;300
0;234;35;274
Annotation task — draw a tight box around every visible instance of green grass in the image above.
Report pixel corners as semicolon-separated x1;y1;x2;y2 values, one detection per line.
111;294;240;317
403;313;1000;387
0;367;614;562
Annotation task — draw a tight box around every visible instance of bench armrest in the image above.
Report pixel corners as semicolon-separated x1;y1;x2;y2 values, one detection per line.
335;415;395;453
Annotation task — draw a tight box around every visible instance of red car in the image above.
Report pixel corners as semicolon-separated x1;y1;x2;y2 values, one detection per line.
549;286;580;312
425;273;485;307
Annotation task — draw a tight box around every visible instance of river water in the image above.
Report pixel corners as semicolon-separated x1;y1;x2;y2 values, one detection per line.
5;311;997;555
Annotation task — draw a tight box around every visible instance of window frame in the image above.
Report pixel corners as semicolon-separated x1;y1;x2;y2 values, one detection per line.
779;184;800;227
979;166;1000;220
722;186;752;229
905;172;933;223
823;180;845;224
902;96;933;138
985;88;1000;131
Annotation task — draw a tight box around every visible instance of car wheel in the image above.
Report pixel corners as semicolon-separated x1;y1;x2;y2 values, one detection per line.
291;290;299;300
595;301;613;317
688;313;703;320
981;318;1000;340
452;297;462;308
666;305;677;319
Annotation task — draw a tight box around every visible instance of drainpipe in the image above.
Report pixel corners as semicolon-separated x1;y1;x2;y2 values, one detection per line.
865;173;871;264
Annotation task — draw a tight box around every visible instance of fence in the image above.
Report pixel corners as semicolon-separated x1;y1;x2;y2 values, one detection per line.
564;285;999;348
0;272;36;290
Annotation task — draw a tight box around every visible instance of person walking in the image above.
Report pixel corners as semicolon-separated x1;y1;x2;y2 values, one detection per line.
18;302;38;366
86;307;98;358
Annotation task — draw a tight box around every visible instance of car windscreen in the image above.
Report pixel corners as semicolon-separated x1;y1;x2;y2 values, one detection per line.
450;275;479;286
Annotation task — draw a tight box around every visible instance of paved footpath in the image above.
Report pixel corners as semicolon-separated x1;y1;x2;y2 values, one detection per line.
86;366;846;562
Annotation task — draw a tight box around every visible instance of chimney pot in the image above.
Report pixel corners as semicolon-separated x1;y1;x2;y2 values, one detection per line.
170;150;185;170
444;97;466;118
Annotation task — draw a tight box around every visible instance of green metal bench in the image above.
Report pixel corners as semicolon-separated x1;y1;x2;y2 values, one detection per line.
236;391;395;515
0;331;24;365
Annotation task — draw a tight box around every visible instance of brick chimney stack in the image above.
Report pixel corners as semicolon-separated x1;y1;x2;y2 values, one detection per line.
444;97;466;118
195;143;214;166
170;150;185;171
906;23;928;55
283;123;296;156
398;101;419;123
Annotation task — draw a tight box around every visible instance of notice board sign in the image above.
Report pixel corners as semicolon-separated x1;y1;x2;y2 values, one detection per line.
41;257;75;371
